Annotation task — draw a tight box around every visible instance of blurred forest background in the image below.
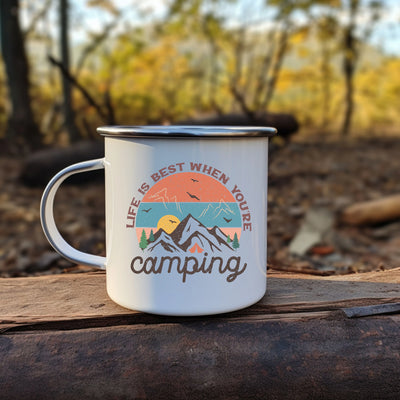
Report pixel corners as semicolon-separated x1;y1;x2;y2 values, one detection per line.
1;0;400;277
0;0;399;149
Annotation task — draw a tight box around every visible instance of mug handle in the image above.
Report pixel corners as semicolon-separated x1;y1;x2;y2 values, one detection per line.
40;158;107;269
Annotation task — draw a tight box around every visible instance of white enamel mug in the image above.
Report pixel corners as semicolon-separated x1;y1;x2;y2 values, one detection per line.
40;125;277;316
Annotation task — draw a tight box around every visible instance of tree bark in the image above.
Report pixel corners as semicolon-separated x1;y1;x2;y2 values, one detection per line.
341;0;359;137
0;0;42;151
1;272;400;399
202;20;223;116
59;0;81;142
342;28;355;136
252;29;275;110
260;28;289;111
319;29;333;130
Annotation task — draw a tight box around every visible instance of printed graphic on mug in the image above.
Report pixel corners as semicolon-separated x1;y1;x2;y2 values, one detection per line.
125;162;253;283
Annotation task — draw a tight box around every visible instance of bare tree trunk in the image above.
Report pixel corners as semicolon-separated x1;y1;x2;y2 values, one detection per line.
0;0;42;151
252;29;275;110
341;0;359;137
259;27;289;112
202;20;223;115
320;44;332;129
229;84;254;119
342;39;355;137
229;27;255;118
60;0;81;142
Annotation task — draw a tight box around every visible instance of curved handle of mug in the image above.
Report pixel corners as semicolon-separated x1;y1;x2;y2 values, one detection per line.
40;158;107;269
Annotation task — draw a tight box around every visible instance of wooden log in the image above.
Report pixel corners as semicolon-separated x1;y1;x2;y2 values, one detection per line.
2;314;400;400
177;112;299;142
0;271;400;399
20;140;104;187
341;194;400;226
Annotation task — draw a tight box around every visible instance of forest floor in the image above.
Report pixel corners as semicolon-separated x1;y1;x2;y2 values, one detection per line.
2;135;400;277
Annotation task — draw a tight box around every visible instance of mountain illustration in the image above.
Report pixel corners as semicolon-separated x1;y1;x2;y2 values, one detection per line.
146;214;235;253
213;199;236;218
171;214;234;252
198;203;214;218
208;226;231;245
198;199;236;220
148;188;183;213
147;229;184;253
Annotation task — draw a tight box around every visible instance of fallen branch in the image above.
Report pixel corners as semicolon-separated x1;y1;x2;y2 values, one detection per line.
341;194;400;226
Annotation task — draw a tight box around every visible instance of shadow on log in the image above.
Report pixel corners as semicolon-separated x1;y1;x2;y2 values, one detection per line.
20;141;104;187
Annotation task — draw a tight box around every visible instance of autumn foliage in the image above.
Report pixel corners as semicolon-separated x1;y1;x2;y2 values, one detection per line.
0;0;398;148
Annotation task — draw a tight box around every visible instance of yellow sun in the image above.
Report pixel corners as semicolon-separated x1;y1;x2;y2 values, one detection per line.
157;215;180;234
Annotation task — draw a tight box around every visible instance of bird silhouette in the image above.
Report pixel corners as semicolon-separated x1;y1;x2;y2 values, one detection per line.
223;218;232;223
169;220;178;224
142;208;152;213
186;192;200;201
191;178;199;183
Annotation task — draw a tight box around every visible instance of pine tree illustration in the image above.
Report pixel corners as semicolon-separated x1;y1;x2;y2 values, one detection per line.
227;234;232;243
139;229;148;251
148;229;155;243
232;233;240;250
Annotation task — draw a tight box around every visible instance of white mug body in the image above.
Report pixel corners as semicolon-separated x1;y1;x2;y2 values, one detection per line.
104;136;269;315
40;126;276;316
